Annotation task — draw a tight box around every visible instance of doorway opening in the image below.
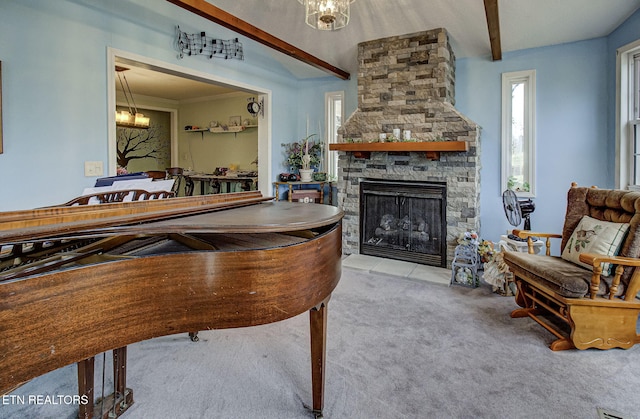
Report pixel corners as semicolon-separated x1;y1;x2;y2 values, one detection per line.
108;48;272;198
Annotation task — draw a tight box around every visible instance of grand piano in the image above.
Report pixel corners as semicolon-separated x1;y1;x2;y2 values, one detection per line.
0;191;343;419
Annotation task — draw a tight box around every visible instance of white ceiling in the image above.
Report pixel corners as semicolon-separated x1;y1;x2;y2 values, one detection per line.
118;0;640;101
212;0;640;75
115;62;242;102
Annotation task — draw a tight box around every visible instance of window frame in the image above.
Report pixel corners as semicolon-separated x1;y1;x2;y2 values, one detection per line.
324;90;344;181
616;39;640;191
501;69;537;198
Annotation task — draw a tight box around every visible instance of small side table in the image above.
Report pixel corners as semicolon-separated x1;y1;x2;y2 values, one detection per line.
273;181;332;205
500;235;544;254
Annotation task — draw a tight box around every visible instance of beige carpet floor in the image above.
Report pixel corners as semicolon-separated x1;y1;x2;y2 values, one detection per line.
1;262;639;418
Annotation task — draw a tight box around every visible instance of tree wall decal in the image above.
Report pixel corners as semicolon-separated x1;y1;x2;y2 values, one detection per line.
117;124;169;170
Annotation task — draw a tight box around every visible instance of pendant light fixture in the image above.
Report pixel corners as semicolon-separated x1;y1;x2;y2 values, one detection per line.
115;66;150;129
297;0;356;31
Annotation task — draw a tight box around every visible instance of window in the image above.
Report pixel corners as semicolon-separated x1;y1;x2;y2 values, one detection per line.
325;91;344;180
616;40;640;191
501;70;536;197
632;54;640;187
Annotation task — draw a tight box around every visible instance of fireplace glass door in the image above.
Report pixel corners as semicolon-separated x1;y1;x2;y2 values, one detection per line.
360;180;446;267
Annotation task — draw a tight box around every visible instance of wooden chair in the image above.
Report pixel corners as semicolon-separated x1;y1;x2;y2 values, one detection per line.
166;167;185;196
502;183;640;350
144;170;167;180
6;190;175;262
60;189;175;206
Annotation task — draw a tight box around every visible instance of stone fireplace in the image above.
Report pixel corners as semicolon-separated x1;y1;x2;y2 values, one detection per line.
334;28;481;267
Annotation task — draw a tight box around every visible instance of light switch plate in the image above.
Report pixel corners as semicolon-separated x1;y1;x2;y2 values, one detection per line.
84;161;104;177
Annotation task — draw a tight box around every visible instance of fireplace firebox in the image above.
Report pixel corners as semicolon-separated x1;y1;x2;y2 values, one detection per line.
360;180;447;267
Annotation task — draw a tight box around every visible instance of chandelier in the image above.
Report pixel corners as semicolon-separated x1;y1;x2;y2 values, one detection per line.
297;0;356;31
115;66;150;129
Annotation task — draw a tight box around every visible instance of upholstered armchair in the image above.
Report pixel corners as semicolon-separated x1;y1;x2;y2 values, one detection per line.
502;183;640;350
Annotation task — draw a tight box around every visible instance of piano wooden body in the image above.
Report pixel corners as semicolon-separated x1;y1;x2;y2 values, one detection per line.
0;191;343;418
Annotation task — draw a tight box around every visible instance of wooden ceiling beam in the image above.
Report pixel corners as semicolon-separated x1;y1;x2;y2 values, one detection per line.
483;0;502;61
166;0;351;80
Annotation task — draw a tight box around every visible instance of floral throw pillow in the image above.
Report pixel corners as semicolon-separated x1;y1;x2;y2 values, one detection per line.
561;215;630;275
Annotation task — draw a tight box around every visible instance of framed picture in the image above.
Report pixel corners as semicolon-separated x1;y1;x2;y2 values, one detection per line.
229;115;241;127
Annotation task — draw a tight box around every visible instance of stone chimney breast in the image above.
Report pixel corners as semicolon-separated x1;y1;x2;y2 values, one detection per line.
335;28;481;267
341;28;473;144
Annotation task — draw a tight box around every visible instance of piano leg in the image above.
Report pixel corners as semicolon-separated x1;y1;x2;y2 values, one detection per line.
76;347;133;419
77;357;94;419
310;298;329;419
112;347;132;413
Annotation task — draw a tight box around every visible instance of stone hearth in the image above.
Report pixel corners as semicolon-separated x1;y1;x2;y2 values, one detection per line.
335;28;480;267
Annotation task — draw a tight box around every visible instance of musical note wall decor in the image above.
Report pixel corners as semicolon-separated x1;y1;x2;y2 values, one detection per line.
176;26;244;61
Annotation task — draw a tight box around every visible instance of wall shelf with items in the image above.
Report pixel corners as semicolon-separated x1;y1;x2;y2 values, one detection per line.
184;125;258;138
208;125;257;133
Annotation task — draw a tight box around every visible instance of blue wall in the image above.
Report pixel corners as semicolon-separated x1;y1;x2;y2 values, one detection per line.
456;38;610;243
293;76;358;147
455;8;640;243
1;0;639;249
0;0;353;210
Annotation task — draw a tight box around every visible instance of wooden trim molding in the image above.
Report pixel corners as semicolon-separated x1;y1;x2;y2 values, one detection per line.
483;0;502;61
165;0;351;80
329;141;468;160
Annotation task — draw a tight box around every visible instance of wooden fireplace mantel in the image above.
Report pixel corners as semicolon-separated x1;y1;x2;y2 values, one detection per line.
329;141;468;160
